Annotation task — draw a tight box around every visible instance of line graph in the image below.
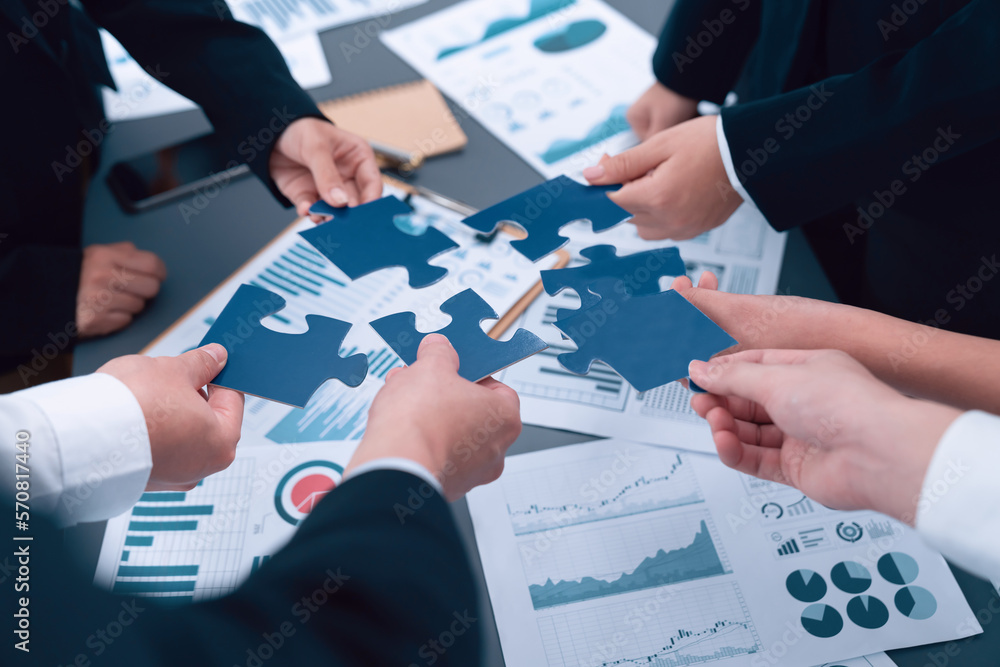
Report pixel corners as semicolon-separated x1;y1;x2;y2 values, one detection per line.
503;448;704;535
528;518;728;609
538;582;761;667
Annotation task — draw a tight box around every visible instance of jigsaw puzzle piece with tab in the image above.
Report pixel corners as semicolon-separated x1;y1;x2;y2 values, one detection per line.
460;176;632;262
552;281;737;392
300;196;459;288
369;288;548;382
541;244;686;321
198;284;369;408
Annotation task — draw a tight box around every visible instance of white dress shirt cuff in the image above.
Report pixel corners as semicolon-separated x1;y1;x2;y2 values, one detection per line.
917;410;1000;581
343;457;444;497
16;374;152;526
715;114;759;211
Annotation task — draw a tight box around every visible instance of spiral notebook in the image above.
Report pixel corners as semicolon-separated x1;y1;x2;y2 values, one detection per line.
318;79;468;158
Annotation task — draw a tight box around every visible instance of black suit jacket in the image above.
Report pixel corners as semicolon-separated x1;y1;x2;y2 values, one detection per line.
651;0;1000;336
2;470;482;665
0;0;323;372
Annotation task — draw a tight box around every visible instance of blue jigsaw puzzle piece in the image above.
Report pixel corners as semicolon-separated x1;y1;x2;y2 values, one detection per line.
300;196;459;288
541;244;686;320
460;176;632;261
552;286;737;392
369;288;548;382
198;284;368;408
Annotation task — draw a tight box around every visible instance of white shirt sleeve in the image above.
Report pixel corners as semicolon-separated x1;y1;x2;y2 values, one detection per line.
916;410;1000;581
343;457;443;497
0;374;152;527
715;114;760;212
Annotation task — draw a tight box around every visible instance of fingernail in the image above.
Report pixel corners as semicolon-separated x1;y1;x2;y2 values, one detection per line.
204;344;226;365
688;359;707;380
329;188;349;206
582;165;605;181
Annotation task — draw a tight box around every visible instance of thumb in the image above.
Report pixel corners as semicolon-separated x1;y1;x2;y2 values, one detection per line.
207;385;245;445
415;333;460;372
178;344;227;387
582;136;669;185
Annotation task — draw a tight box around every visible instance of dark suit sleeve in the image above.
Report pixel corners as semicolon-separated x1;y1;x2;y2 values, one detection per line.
81;0;327;207
721;0;1000;231
7;470;481;666
651;0;762;104
0;245;82;363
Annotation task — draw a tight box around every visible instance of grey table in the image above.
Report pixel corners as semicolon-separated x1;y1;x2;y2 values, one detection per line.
71;1;998;664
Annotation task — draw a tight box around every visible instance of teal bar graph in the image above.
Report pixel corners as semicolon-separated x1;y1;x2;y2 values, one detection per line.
118;565;199;577
127;521;199;532
132;505;214;517
125;535;154;546
113;580;196;594
139;492;186;502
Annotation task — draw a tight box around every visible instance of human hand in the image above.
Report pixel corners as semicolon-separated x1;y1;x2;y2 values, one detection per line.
269;117;382;219
77;242;168;338
688;349;961;524
670;272;842;354
627;83;699;140
345;334;522;501
583;115;741;240
97;344;245;491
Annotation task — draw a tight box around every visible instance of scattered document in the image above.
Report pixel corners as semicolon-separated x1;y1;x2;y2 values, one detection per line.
228;0;427;42
100;30;332;121
94;441;359;601
381;0;656;179
496;204;786;452
466;440;979;667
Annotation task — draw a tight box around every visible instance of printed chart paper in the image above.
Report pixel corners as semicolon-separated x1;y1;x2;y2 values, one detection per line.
466;440;979;667
382;0;657;179
100;30;331;121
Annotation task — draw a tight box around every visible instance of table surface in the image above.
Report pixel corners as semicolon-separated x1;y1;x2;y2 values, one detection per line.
70;1;998;664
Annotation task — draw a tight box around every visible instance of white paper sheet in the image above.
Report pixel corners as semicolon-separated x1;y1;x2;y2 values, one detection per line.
93;440;359;601
381;0;657;179
228;0;427;42
100;30;332;121
467;440;979;667
495;204;786;452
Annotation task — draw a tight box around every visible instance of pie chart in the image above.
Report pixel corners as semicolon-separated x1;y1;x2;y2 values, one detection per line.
786;569;827;602
878;552;919;585
275;460;344;526
831;561;872;593
847;595;889;629
896;586;937;620
801;604;843;638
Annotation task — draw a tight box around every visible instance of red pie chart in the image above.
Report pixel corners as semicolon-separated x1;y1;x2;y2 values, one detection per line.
275;461;344;525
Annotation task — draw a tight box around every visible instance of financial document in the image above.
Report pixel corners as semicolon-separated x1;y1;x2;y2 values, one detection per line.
100;30;331;121
93;440;358;601
495;204;786;452
229;0;427;41
381;0;657;179
467;440;978;667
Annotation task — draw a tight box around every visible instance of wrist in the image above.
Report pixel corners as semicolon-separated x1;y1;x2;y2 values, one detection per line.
346;427;445;481
857;396;962;524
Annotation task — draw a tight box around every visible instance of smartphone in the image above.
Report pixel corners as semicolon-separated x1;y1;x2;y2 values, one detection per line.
106;131;251;213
